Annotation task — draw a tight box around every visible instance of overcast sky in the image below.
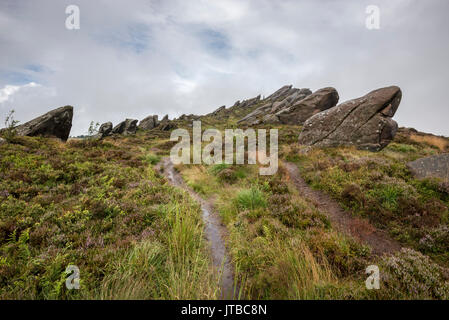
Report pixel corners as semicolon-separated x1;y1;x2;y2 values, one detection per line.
1;0;448;136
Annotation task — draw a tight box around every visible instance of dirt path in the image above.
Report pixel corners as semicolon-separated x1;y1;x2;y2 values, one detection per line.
157;157;237;299
284;161;401;255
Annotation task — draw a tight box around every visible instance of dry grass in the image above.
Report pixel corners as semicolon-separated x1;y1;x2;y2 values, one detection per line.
410;134;449;151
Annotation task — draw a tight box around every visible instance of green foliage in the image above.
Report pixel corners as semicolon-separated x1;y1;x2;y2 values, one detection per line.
0;134;218;299
2;110;20;142
235;186;267;211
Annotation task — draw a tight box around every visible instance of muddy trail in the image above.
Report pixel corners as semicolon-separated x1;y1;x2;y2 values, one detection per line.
284;161;401;255
157;157;237;299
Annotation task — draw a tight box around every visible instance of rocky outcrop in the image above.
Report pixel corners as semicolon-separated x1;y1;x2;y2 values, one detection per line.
407;154;449;181
232;95;261;109
1;106;73;141
298;86;402;152
111;119;138;135
138;115;159;130
98;122;113;138
273;87;338;124
210;106;226;116
158;115;174;131
237;86;339;126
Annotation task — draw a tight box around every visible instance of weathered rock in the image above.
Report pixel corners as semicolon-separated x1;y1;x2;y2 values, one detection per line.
210;105;226;116
98;122;113;138
262;114;280;124
3;106;73;141
239;95;261;108
112;119;138;135
157;115;175;131
276;87;339;125
138;115;158;130
407;154;449;181
237;103;272;124
0;137;5;145
298;86;402;152
266;85;293;101
237;85;314;125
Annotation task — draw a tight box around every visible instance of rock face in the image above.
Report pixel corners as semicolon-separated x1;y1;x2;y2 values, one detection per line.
98;122;113;138
5;106;73;141
111;119;138;135
158;115;174;131
274;87;339;124
138;115;159;130
298;86;402;152
407;154;449;181
237;85;338;126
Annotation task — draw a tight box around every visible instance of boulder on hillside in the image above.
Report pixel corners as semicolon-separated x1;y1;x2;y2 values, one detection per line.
298;86;402;152
138;115;159;130
1;106;73;141
98;122;113;138
274;87;338;124
111;119;138;135
237;85;331;125
158;115;174;131
407;154;449;181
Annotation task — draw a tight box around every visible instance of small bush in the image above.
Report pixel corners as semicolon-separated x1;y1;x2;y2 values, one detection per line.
382;248;449;299
235;187;267;211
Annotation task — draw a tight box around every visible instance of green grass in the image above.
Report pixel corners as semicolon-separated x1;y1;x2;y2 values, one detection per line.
0;135;219;299
288;133;449;266
235;187;267;211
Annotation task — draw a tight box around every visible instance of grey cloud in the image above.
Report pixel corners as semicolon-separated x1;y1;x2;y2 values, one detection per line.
0;0;448;136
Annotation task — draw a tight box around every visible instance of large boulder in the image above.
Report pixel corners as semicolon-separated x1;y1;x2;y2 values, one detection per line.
298;86;402;152
111;119;138;135
275;87;339;124
138;115;158;130
2;106;73;141
407;154;449;181
98;122;113;138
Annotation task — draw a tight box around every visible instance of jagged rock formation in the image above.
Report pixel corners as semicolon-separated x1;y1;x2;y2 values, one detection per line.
407;154;449;181
298;86;402;152
1;106;73;141
98;122;113;138
111;119;138;135
138;115;159;130
158;115;174;131
271;87;339;124
232;95;261;109
237;86;338;126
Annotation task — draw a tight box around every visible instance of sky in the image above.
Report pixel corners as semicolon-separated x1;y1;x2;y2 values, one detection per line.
0;0;448;137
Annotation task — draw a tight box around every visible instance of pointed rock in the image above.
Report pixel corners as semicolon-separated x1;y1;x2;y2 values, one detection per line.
276;87;339;124
138;115;159;130
4;106;73;141
112;119;138;135
299;86;402;151
99;122;113;138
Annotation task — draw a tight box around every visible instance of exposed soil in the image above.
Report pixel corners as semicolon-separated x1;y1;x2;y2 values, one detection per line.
157;158;237;299
284;161;401;256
